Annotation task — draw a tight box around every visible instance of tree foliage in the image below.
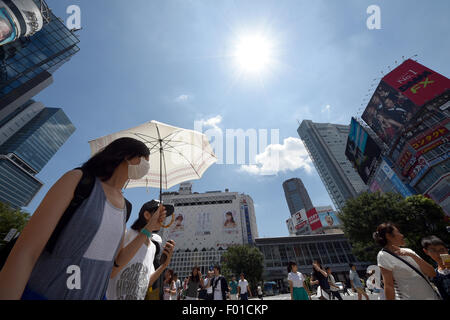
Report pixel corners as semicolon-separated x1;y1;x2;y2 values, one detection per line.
221;245;264;293
340;192;449;264
0;202;30;240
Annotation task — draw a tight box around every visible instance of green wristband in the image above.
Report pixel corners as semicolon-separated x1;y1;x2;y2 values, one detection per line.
141;229;152;239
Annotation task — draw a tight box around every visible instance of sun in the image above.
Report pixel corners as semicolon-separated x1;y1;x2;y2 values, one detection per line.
234;34;274;74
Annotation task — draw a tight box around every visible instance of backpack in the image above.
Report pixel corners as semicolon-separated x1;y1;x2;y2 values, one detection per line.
0;167;132;270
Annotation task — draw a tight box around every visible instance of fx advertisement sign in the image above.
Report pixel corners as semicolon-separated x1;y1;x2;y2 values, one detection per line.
383;59;450;107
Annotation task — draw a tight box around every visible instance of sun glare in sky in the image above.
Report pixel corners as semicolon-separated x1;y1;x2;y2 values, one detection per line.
233;33;274;75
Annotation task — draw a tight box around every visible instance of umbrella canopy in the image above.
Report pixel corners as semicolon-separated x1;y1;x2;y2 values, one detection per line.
88;120;217;196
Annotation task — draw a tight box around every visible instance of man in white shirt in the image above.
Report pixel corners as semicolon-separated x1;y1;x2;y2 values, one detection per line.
212;265;228;300
238;273;252;300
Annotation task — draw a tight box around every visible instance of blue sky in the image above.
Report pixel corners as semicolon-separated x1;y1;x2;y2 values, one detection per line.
26;0;450;238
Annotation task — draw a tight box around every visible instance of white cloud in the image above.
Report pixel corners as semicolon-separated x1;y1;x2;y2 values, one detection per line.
175;94;191;102
195;115;223;133
240;137;313;176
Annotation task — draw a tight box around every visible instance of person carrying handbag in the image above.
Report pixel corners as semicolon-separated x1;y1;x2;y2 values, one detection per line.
374;223;441;300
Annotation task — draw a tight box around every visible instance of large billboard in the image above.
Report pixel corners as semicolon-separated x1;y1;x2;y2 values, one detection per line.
382;59;450;107
409;151;450;187
370;157;415;198
292;209;310;234
162;202;245;250
345;117;382;183
362;60;450;146
0;0;44;46
362;81;419;145
398;119;450;177
306;208;323;232
316;206;341;229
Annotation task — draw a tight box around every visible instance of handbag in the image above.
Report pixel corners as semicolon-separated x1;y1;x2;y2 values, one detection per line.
382;249;442;300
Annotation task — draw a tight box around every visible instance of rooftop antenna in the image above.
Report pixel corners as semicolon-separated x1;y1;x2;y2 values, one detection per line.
39;0;52;24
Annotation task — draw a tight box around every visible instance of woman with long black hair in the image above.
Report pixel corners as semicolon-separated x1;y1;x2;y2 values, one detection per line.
162;269;177;300
0;137;166;300
185;266;203;300
310;260;331;300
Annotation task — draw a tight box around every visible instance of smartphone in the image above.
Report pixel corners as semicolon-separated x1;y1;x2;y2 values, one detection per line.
440;254;450;264
160;240;175;265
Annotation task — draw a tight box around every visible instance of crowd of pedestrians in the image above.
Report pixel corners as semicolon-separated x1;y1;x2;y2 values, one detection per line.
0;138;447;301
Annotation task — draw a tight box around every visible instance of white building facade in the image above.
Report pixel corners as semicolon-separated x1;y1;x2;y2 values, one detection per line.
159;183;259;279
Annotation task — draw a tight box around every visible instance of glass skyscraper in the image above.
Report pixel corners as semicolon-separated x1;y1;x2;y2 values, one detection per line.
0;154;43;208
298;120;367;211
283;178;314;215
0;107;75;172
0;6;80;120
0;2;79;209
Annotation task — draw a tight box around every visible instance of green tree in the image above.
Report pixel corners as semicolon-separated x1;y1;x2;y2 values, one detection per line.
0;202;30;241
0;202;30;239
340;192;449;264
221;245;264;295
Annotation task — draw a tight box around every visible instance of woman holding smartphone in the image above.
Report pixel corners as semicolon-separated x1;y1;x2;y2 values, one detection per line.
106;200;176;300
0;138;161;300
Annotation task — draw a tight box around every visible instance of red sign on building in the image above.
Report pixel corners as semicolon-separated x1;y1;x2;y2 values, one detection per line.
383;59;450;107
306;208;323;231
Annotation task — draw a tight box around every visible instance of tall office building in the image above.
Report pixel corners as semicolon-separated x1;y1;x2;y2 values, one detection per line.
159;183;259;279
0;5;80;121
0;105;75;208
0;2;79;209
283;178;313;234
298;120;367;211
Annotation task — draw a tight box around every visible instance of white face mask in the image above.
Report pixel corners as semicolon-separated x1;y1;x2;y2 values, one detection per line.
128;157;150;180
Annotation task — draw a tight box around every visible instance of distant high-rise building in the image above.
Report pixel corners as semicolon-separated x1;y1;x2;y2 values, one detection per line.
298;120;367;211
0;106;75;208
283;178;314;215
0;6;80;120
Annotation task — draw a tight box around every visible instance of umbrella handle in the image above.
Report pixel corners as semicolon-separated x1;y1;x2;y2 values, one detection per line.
160;213;175;229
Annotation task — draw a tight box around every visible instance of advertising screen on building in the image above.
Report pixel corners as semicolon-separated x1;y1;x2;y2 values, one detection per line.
371;157;415;198
0;0;44;46
398;119;450;176
293;209;309;231
316;206;341;228
382;59;450;107
362;81;419;145
0;7;16;45
345;118;382;183
306;208;323;231
163;203;244;250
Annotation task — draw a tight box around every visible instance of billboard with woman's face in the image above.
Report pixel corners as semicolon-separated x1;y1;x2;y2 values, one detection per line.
223;211;238;234
168;214;184;238
318;210;341;228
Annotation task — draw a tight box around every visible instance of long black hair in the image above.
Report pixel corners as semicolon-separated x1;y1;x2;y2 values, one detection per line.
225;211;235;224
189;266;201;283
373;222;397;247
287;261;297;273
82;137;149;181
312;260;324;278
